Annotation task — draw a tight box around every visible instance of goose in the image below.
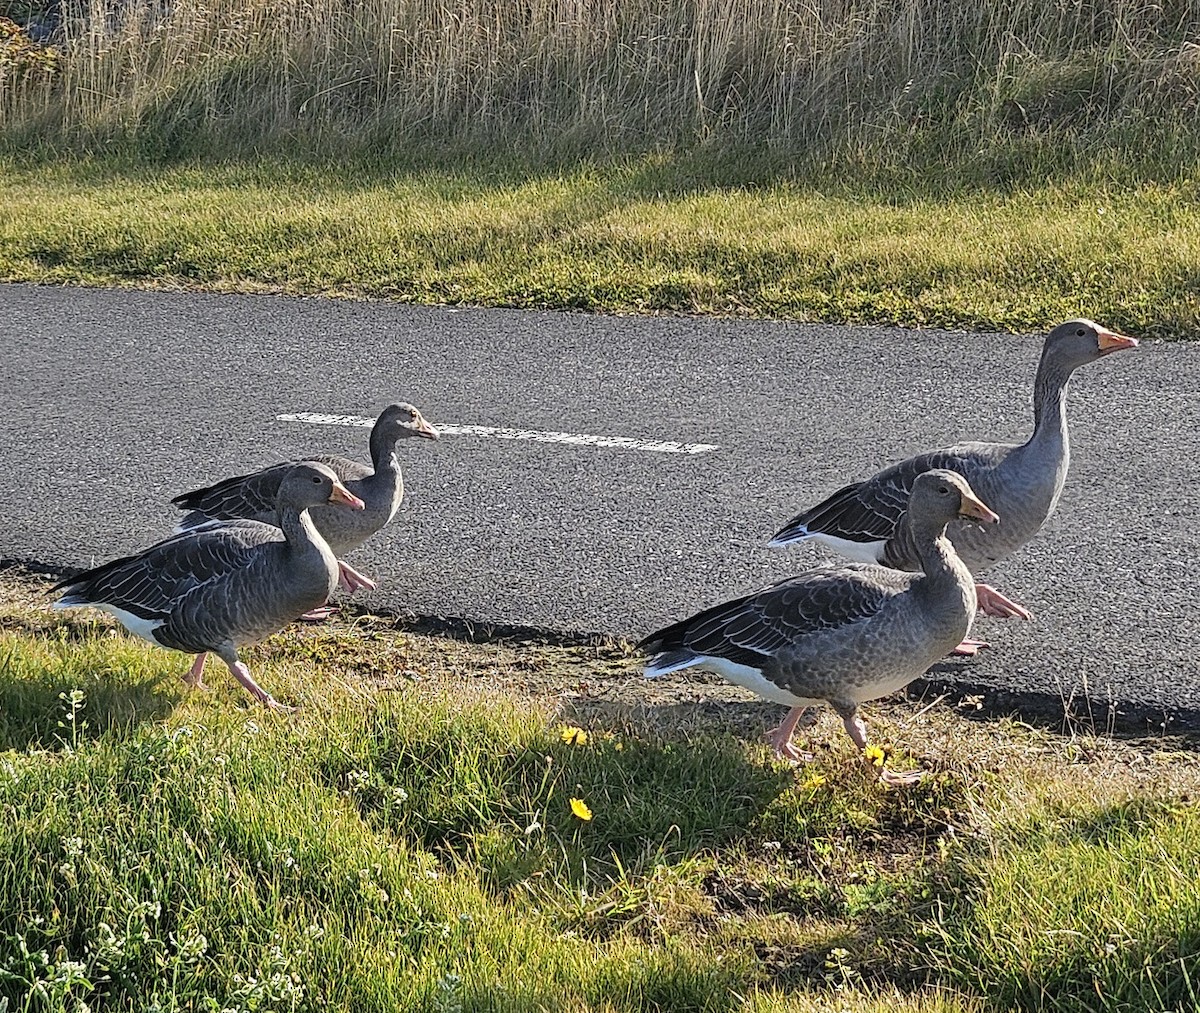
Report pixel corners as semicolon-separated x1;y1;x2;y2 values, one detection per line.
769;320;1137;637
640;469;998;783
172;403;437;606
53;462;365;709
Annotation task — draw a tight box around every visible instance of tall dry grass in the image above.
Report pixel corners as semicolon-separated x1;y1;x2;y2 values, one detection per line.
3;0;1200;164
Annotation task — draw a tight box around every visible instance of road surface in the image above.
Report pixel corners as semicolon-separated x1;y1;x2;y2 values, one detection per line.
2;283;1196;730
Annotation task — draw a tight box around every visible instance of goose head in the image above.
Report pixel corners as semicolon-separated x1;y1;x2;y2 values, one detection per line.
280;462;366;512
1041;318;1138;372
910;469;999;530
376;403;439;442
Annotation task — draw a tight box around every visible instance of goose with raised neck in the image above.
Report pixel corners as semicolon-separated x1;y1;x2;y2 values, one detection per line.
768;319;1137;631
172;402;438;602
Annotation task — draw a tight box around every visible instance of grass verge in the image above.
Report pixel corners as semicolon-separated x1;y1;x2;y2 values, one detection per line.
1;567;1199;1011
2;157;1199;338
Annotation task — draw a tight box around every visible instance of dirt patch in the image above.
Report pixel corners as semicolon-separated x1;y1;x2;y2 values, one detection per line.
6;563;1199;790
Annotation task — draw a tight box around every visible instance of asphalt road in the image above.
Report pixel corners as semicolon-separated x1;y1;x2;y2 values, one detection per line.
2;283;1197;729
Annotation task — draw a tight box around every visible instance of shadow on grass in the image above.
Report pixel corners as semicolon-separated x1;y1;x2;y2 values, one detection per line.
8;127;1200;225
0;664;178;752
320;701;796;895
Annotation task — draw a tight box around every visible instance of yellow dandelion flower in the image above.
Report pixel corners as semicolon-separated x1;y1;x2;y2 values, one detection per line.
803;772;827;789
613;740;624;751
560;725;588;746
570;797;593;821
864;744;887;768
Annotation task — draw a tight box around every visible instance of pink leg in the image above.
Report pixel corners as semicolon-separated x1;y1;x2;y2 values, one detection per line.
766;706;813;763
836;703;923;785
182;652;208;690
337;560;377;593
839;707;869;750
223;659;293;712
879;766;926;786
975;583;1032;620
951;637;990;656
297;561;377;621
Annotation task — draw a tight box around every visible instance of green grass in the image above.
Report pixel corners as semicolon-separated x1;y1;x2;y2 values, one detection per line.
2;573;1200;1012
3;157;1199;338
5;0;1200;336
932;798;1200;1010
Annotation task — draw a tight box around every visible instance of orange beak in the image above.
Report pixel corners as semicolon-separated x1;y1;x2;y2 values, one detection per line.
959;492;999;525
415;413;439;440
328;481;366;510
1096;326;1139;355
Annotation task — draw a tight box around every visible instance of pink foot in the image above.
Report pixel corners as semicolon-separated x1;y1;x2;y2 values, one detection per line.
879;766;925;786
975;583;1032;620
299;605;339;622
838;706;924;785
766;706;814;763
183;652;208;690
337;560;377;593
951;638;989;657
224;658;293;711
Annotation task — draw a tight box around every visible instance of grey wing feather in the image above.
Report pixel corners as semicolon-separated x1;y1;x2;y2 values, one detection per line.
172;455;366;527
776;443;1011;543
641;564;910;669
53;522;280;620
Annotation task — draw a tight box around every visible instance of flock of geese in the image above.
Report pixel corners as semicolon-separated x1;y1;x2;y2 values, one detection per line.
54;319;1137;779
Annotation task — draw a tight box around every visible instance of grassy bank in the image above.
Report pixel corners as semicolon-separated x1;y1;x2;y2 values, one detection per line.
4;1;1199;334
4;0;1200;172
3;157;1200;337
2;570;1199;1011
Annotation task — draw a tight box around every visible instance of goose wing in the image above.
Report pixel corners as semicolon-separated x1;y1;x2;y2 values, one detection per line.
640;563;911;672
53;521;280;622
172;455;366;528
770;442;1010;548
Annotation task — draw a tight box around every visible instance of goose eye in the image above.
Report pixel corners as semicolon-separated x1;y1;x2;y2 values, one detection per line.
311;475;322;484
1076;328;1086;337
938;485;950;495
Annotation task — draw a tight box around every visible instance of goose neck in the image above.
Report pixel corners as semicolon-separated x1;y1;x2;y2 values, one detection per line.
368;426;400;475
1030;353;1072;445
278;502;321;550
912;524;970;589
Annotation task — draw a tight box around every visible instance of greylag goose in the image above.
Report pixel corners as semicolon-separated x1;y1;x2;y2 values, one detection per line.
172;403;437;603
641;470;998;782
769;320;1137;632
53;463;364;709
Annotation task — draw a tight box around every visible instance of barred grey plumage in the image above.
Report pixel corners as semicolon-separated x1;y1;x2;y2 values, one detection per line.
54;462;364;709
641;469;998;781
768;320;1137;620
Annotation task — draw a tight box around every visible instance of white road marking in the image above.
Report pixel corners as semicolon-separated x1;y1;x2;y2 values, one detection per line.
276;412;719;455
